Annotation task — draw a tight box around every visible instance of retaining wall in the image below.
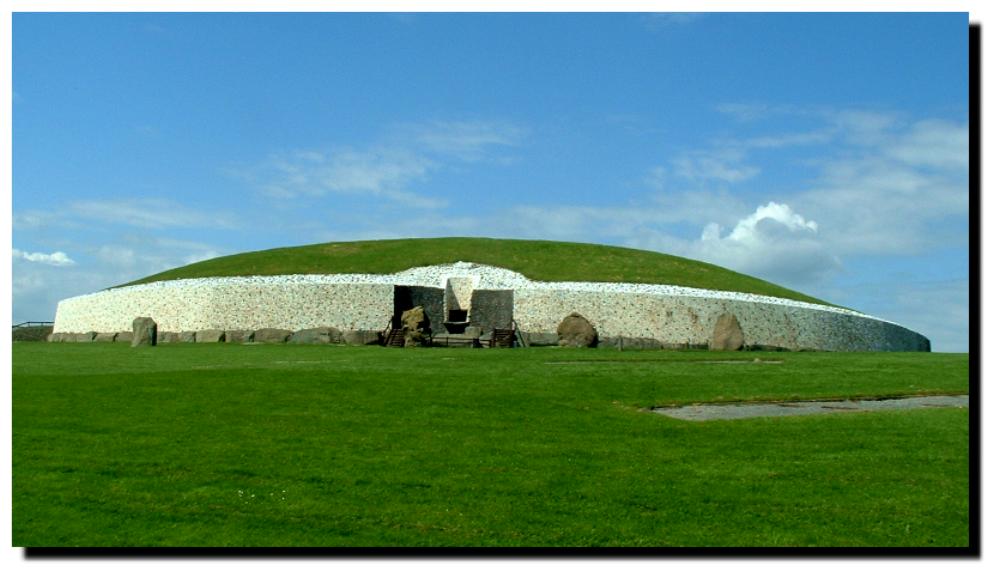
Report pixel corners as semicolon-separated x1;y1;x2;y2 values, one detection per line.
51;263;930;351
54;281;394;333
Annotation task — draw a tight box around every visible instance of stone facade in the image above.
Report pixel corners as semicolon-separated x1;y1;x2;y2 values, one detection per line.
52;262;930;352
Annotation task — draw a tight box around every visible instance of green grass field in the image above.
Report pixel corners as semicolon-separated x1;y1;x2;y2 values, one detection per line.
13;343;969;547
122;237;835;306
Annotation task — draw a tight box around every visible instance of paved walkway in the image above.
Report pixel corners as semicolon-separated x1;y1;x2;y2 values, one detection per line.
653;395;969;421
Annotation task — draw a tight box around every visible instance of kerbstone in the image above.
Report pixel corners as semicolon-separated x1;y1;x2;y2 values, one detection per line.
158;331;180;343
225;330;250;343
343;329;381;346
253;328;292;343
289;327;341;344
196;330;225;343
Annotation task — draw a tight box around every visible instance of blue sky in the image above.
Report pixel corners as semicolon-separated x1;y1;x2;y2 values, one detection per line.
11;12;970;351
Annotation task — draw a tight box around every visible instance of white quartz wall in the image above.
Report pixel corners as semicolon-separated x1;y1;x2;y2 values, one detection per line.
51;263;929;351
512;288;928;351
54;281;394;333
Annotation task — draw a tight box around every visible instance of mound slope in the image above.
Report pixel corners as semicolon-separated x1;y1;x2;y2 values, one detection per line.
124;237;832;306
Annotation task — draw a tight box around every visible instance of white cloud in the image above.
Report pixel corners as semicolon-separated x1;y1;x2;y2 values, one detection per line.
12;248;75;266
70;198;236;230
689;202;839;286
13;211;52;229
794;119;969;256
96;246;137;267
724;202;818;242
643;13;706;29
715;102;770;122
248;147;443;208
12;234;229;323
668;149;759;184
885;119;969;171
742;129;833;149
395;120;526;161
239;119;527;209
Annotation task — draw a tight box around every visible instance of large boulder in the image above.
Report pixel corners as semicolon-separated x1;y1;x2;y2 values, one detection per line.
131;317;157;347
115;331;134;343
94;332;117;343
710;313;744;351
557;313;597;348
289;327;342;344
196;329;225;343
253;328;292;343
180;331;197;343
400;306;430;347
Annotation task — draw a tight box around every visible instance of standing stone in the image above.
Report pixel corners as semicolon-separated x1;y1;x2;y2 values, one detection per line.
557;313;597;348
180;331;197;343
710;313;744;351
131;317;157;347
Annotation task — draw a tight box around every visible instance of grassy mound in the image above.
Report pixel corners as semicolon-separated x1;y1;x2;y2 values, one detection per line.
124;237;833;306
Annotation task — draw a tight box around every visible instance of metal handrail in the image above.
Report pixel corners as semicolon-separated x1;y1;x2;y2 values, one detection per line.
12;321;54;328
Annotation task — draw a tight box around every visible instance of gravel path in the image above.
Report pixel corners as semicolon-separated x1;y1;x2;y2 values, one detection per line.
653;395;969;421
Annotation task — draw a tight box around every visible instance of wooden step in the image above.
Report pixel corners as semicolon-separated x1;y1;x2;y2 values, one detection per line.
490;329;516;348
385;328;406;347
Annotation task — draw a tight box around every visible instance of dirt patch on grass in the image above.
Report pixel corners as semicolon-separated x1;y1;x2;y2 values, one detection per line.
653;394;969;421
545;357;784;366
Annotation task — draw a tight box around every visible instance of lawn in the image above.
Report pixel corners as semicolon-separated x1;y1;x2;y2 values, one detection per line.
12;343;970;548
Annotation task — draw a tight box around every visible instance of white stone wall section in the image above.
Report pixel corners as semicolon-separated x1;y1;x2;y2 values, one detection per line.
52;262;929;351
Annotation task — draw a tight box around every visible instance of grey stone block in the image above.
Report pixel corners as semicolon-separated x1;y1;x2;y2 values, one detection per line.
51;332;94;343
289;327;341;344
252;328;292;343
225;330;250;343
158;331;180;343
597;336;663;350
343;329;381;345
523;332;559;347
196;330;225;343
